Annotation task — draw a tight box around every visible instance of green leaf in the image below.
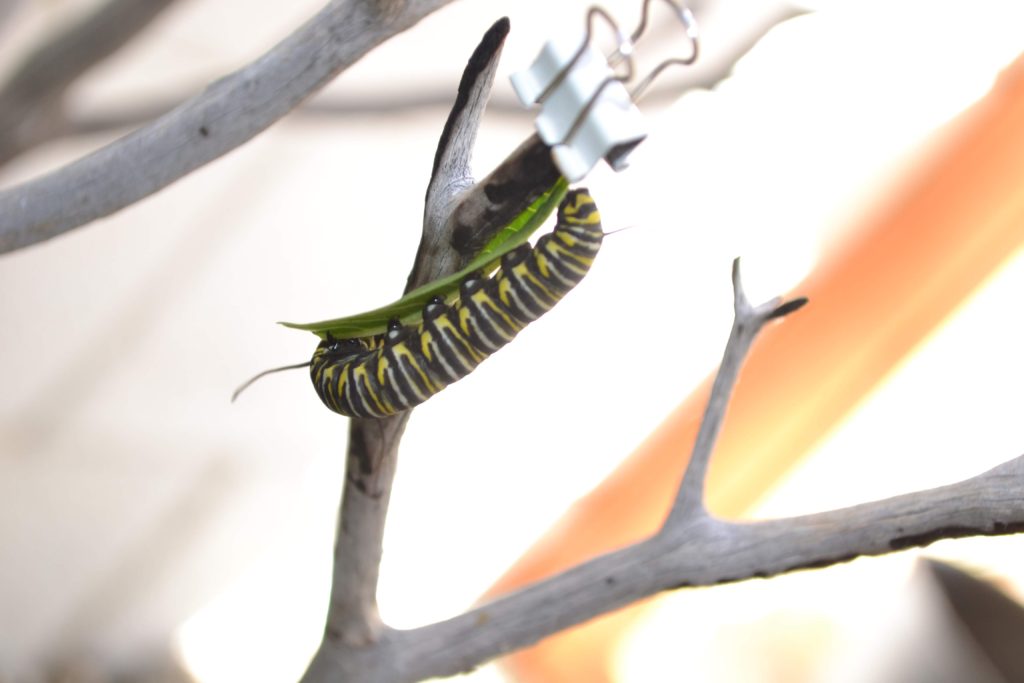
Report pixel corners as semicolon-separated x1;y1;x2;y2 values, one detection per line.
279;177;569;340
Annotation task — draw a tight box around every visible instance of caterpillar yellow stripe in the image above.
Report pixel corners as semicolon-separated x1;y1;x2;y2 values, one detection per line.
310;188;603;418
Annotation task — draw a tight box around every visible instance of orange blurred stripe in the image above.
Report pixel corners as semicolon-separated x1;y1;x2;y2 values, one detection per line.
489;51;1024;682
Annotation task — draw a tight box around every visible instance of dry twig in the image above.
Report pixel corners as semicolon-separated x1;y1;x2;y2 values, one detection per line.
0;0;457;254
299;249;1024;683
5;4;1021;680
291;11;1024;682
0;0;809;255
302;251;1024;681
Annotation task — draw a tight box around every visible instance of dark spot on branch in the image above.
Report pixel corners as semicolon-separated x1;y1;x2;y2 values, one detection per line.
348;422;379;495
457;663;479;676
890;525;984;550
768;296;809;320
349;472;368;495
604;576;616;586
349;423;371;475
784;553;858;572
704;555;861;587
890;522;1024;550
482;180;517;204
450;138;560;257
199;125;209;137
991;520;1024;534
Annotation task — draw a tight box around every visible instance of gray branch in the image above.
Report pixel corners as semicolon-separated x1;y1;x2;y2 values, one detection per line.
0;0;807;256
412;16;517;289
382;452;1024;681
668;261;807;521
0;0;455;254
18;0;810;141
324;413;410;646
286;5;1024;678
8;2;1015;679
299;260;1024;682
304;17;518;674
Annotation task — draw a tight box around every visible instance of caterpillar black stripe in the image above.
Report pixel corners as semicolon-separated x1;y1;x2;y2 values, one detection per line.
310;188;603;418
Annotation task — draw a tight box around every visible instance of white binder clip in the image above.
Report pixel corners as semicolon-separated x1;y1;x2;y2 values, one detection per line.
511;1;699;182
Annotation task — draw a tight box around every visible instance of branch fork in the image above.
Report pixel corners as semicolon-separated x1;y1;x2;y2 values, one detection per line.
668;259;807;524
298;19;1024;683
4;4;1021;682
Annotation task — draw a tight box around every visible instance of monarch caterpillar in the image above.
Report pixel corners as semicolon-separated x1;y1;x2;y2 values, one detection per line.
233;188;602;417
310;188;602;418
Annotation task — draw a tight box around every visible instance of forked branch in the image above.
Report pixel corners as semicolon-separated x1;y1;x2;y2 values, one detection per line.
304;17;521;674
669;259;807;521
302;257;1024;682
295;11;1024;680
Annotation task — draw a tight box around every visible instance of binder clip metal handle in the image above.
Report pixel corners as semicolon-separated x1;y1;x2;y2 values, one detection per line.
629;0;699;99
510;1;699;182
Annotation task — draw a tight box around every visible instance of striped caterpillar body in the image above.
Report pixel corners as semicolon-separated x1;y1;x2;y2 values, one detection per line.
310;188;602;418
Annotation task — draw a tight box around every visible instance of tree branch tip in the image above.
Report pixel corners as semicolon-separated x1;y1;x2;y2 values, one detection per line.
492;16;511;35
768;296;809;320
468;16;510;75
730;257;751;312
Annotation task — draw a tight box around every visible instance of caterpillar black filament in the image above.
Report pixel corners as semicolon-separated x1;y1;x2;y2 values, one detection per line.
310;188;602;418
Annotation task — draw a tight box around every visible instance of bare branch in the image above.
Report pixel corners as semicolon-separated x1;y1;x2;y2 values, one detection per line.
668;259;807;522
304;18;514;676
299;256;1024;681
39;2;811;141
0;0;809;257
324;413;410;646
410;17;513;290
0;0;182;166
379;453;1024;682
0;0;455;255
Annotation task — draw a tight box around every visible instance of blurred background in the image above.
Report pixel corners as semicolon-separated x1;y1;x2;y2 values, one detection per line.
2;0;1024;681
